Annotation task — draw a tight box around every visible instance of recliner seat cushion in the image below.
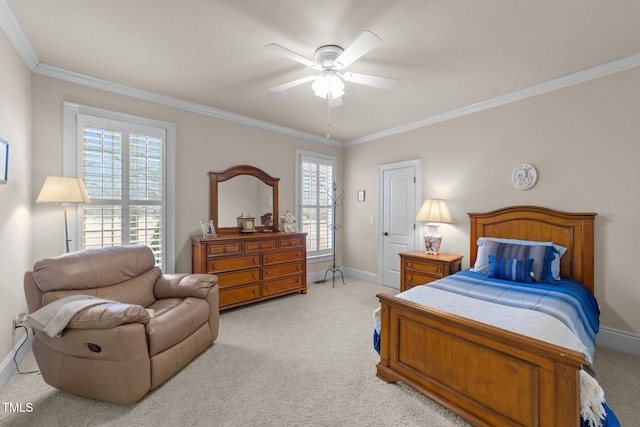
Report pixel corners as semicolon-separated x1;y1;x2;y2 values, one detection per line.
145;297;210;356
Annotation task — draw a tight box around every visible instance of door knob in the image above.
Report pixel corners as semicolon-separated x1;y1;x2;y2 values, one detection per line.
383;232;389;236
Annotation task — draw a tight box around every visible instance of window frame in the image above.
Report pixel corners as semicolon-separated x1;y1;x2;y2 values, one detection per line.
295;149;336;263
63;102;176;272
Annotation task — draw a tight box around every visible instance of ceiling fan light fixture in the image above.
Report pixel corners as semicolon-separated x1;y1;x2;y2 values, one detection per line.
312;70;345;99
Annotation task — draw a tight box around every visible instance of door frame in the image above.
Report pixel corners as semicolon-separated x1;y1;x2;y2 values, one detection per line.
377;159;422;285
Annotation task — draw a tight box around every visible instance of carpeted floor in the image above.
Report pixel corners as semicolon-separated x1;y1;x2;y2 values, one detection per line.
1;279;638;426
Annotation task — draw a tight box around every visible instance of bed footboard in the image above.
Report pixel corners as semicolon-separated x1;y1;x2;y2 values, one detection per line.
376;293;586;427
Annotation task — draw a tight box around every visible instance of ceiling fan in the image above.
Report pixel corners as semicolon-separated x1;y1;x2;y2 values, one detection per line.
265;30;398;108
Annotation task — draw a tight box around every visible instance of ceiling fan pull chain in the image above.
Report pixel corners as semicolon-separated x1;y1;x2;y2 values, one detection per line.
326;95;331;139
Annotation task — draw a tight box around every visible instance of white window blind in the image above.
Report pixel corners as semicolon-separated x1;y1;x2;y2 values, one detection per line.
296;151;336;259
72;111;169;269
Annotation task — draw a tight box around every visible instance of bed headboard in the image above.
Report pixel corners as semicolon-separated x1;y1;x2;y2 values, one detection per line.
468;206;597;294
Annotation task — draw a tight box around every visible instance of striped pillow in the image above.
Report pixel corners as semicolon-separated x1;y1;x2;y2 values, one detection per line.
488;255;534;283
472;240;554;282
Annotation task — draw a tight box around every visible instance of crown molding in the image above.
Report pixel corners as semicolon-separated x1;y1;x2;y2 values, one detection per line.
33;63;343;147
345;52;640;147
2;1;638;148
0;0;39;69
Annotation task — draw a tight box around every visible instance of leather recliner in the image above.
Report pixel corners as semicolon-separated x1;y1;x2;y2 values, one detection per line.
23;245;219;404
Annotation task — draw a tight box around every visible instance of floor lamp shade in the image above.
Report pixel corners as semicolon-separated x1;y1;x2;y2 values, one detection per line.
416;199;452;254
37;176;90;252
36;176;90;204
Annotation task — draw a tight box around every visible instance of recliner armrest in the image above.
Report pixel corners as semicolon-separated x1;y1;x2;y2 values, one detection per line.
68;302;150;329
154;274;218;299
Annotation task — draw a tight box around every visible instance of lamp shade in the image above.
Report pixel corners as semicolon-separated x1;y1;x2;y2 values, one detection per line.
36;176;90;204
416;199;452;224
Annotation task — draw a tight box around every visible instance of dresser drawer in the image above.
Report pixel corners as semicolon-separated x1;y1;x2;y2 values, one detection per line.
207;241;243;257
263;249;305;265
263;261;304;280
220;284;260;306
279;236;305;249
244;238;277;253
263;276;304;296
215;268;261;288
405;260;444;278
207;255;259;273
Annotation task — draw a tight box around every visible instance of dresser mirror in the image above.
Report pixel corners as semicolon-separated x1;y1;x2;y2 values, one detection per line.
209;165;279;233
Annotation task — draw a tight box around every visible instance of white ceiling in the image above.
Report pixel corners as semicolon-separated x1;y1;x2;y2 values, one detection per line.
4;0;640;144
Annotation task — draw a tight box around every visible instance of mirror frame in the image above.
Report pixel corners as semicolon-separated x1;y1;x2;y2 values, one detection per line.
209;165;280;234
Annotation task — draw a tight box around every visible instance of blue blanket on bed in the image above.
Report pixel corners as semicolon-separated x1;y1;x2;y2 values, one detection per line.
427;270;600;361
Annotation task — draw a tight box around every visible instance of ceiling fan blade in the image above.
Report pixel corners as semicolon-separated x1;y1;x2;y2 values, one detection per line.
342;72;398;90
265;43;320;70
267;75;317;98
334;30;382;69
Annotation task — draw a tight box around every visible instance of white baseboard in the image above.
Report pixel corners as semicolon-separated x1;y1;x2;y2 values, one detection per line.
0;329;34;391
596;326;640;356
308;268;380;286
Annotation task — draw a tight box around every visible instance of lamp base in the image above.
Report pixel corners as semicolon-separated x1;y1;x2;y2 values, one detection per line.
424;235;443;254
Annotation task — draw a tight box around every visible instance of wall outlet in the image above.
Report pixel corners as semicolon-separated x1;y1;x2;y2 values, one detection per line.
13;312;27;329
365;257;370;266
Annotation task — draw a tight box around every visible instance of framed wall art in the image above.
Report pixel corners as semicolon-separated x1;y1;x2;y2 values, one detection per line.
0;138;8;184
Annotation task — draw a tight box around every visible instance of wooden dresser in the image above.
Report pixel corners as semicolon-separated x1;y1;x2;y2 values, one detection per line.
399;251;463;292
192;232;307;310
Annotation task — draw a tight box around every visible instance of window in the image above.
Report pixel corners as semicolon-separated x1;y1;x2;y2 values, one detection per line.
295;150;336;260
63;103;175;271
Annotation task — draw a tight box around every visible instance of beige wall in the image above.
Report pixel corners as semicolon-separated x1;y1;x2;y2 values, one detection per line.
0;31;32;363
30;74;343;275
344;66;640;335
2;33;638;368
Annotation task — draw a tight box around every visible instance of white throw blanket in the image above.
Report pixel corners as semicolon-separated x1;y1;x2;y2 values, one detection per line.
373;285;608;427
27;295;116;337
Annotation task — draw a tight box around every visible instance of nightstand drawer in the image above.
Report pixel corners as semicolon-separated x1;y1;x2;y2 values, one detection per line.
404;272;439;286
405;260;444;278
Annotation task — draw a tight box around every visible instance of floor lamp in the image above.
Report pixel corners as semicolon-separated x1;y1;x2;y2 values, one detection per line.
37;176;90;253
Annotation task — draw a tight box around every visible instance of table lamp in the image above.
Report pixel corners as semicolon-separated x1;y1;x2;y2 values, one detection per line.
37;176;90;253
416;199;452;254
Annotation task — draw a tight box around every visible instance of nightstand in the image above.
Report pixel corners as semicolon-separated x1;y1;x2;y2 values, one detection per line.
399;251;463;291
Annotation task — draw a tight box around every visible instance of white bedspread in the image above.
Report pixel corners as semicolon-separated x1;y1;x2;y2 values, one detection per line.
395;284;588;356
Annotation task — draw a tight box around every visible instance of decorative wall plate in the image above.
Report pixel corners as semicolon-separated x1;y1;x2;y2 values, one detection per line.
512;163;537;190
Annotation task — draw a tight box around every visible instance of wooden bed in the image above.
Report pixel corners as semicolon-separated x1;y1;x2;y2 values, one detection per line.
376;206;597;427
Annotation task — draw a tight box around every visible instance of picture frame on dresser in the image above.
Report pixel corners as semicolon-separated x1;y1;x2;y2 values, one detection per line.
200;220;216;238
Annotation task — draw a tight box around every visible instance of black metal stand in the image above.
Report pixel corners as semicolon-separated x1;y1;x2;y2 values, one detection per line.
323;182;346;287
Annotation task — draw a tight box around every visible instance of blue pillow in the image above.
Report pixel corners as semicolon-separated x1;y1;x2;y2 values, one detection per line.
488;255;535;283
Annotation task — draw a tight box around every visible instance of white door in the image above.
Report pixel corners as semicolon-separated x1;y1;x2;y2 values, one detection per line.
379;160;420;288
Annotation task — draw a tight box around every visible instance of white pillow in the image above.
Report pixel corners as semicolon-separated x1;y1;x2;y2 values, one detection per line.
471;237;567;280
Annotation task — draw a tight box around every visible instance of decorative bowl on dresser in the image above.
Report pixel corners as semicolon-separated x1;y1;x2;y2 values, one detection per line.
194;164;307;310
